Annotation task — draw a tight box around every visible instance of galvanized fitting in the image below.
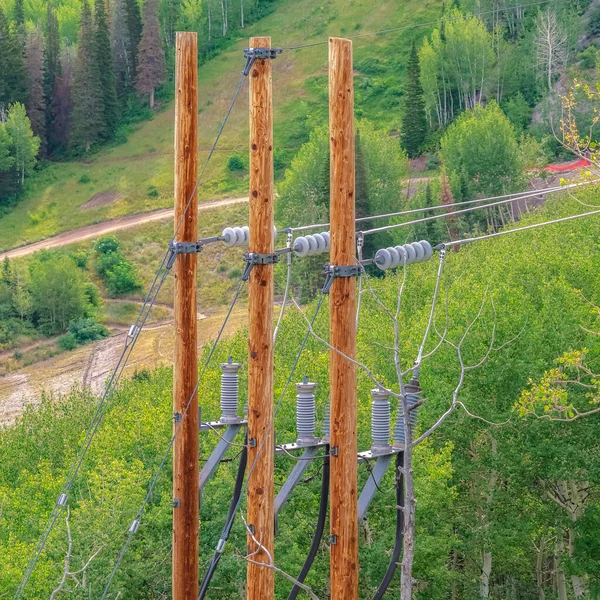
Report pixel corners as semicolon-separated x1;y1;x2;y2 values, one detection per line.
394;378;421;447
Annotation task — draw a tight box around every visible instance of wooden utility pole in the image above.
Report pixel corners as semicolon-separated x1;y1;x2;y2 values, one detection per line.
173;31;199;600
328;37;358;600
247;35;275;600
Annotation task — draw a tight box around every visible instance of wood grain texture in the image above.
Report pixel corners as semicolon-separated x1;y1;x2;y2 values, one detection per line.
173;31;199;600
328;36;358;600
247;35;275;600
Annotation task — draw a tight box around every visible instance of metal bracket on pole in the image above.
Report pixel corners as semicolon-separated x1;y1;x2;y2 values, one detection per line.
357;454;393;522
167;240;205;269
274;446;319;519
199;424;244;491
322;264;360;294
242;47;283;76
241;252;280;281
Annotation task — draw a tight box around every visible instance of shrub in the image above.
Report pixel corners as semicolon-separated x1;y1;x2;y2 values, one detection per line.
227;155;245;171
104;261;142;296
95;236;120;255
78;174;91;184
579;46;599;69
58;332;78;351
147;185;159;198
67;317;109;344
71;250;89;269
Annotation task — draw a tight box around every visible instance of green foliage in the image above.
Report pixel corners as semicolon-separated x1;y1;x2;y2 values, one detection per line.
579;45;599;69
227;154;245;171
95;235;121;256
502;92;533;133
78;173;91;184
57;331;77;350
94;235;141;296
589;6;600;37
67;316;109;343
440;101;523;202
402;42;427;158
5;102;40;186
28;253;93;334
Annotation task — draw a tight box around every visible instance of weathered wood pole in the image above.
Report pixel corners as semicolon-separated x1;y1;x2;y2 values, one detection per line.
173;31;199;600
247;35;275;600
328;36;358;600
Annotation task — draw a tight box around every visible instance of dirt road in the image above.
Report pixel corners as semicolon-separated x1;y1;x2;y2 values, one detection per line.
0;196;248;261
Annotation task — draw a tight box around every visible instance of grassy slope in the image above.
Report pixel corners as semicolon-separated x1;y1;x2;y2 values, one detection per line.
0;0;441;252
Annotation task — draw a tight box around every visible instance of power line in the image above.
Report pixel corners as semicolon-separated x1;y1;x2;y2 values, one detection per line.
360;181;598;236
441;208;600;248
281;0;550;51
288;180;599;233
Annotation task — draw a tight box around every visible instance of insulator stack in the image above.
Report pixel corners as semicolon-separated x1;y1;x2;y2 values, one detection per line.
322;402;331;443
220;357;242;423
296;376;318;446
393;378;421;448
375;240;433;271
222;225;278;247
293;231;331;258
370;388;392;455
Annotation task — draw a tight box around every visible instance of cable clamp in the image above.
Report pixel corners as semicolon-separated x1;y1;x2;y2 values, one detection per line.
329;534;337;545
171;498;181;508
243;47;283;76
173;412;183;423
242;252;280;281
322;264;360;294
330;446;339;457
167;240;204;269
129;519;140;534
56;493;68;507
216;538;226;553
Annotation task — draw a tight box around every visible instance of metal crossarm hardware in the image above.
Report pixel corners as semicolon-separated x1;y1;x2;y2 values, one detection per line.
322;264;360;294
242;252;280;281
243;47;283;76
167;240;204;268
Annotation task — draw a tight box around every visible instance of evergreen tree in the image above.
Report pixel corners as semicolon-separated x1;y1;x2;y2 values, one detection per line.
5;102;40;187
112;0;134;100
94;0;119;138
71;0;103;152
53;47;75;151
25;27;46;154
13;0;24;27
124;0;142;68
0;6;27;108
44;4;61;155
136;0;166;108
402;41;427;158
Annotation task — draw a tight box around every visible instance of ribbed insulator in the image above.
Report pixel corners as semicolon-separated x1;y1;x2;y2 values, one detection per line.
296;377;318;445
371;388;392;455
394;378;421;447
322;402;330;442
220;357;242;423
293;231;331;258
375;240;434;271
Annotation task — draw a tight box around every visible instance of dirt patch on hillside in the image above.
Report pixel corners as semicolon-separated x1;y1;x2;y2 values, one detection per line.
81;191;122;210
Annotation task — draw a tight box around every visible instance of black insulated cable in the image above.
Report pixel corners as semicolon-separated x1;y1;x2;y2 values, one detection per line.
288;445;330;600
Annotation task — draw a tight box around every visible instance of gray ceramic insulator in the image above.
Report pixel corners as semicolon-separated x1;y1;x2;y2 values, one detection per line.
394;379;420;447
220;357;242;423
296;377;318;445
371;388;392;455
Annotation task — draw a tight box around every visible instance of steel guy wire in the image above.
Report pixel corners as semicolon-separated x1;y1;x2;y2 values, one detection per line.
198;293;326;599
441;208;600;248
281;0;551;51
12;250;172;600
15;65;248;597
273;234;294;344
100;275;247;599
287;180;599;233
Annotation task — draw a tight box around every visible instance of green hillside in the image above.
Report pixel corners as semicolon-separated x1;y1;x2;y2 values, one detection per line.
0;0;440;252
